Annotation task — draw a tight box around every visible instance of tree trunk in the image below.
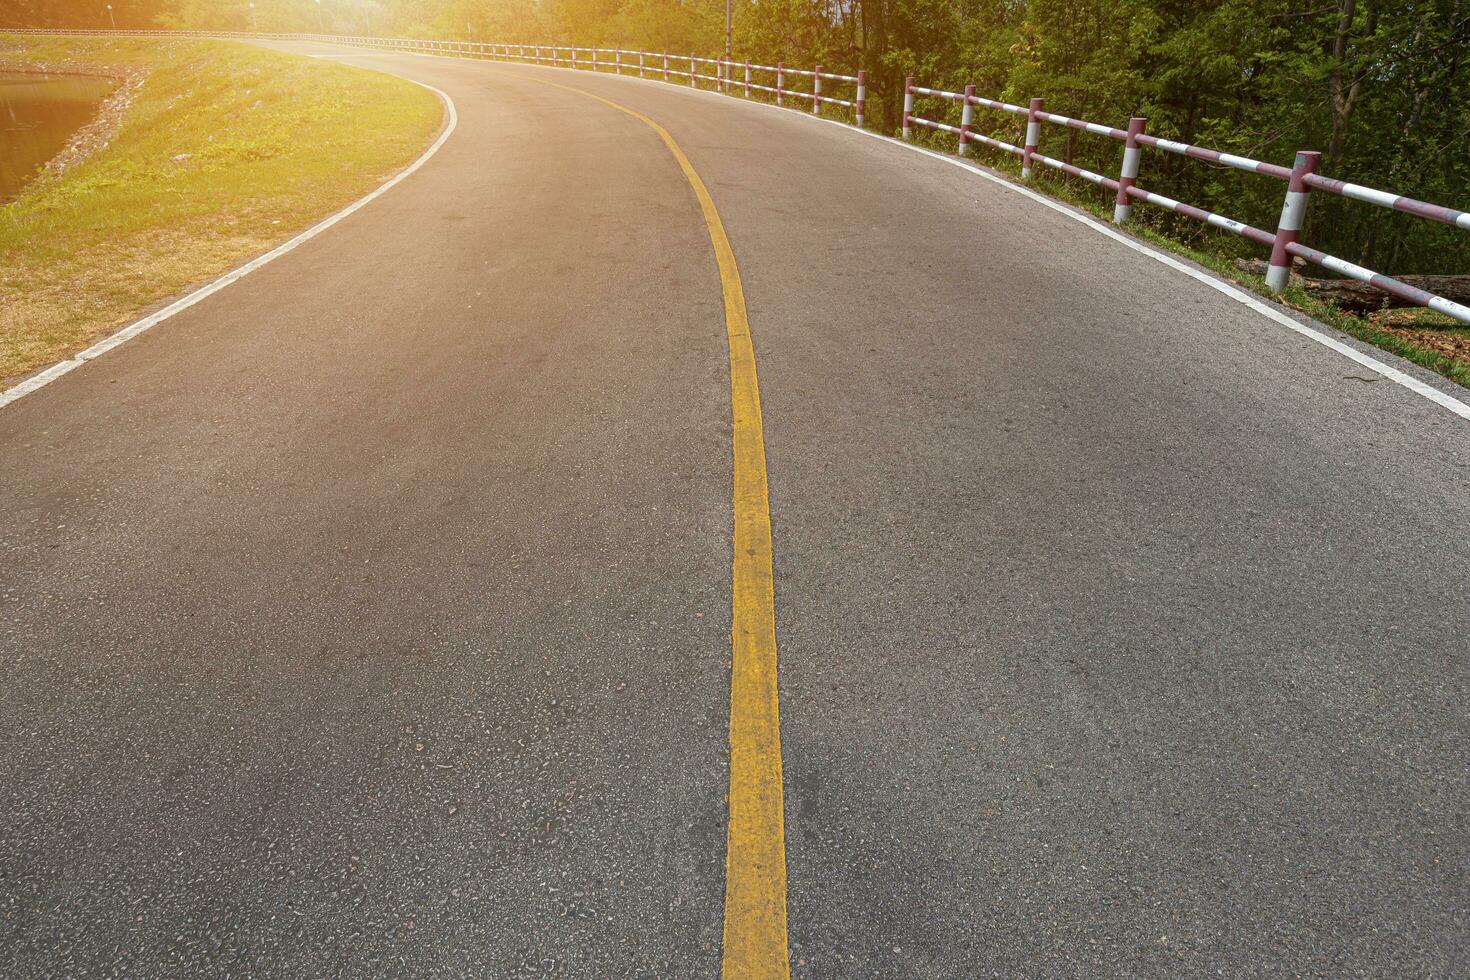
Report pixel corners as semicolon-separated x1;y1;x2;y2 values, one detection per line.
1325;0;1378;170
1234;259;1470;313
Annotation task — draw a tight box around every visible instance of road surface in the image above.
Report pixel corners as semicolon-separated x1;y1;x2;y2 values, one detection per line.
2;40;1468;978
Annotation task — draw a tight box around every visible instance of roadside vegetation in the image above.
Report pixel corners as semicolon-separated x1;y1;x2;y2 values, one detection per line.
0;36;442;387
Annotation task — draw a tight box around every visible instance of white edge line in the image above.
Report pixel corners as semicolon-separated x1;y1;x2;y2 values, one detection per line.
0;75;459;411
479;55;1470;423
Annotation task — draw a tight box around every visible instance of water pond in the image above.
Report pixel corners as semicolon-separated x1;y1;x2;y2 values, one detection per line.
1;71;116;202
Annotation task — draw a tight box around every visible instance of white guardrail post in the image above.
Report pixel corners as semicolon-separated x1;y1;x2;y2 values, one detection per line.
902;76;914;140
776;63;785;106
813;66;822;114
1113;116;1147;224
689;55;696;87
1022;97;1043;180
1268;150;1320;292
959;84;974;155
855;70;866;128
745;60;752;98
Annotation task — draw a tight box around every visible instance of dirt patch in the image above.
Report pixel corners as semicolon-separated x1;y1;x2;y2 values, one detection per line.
1367;308;1470;365
0;58;150;180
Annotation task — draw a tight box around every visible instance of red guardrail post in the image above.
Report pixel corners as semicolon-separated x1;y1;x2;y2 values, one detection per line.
959;84;975;156
777;63;785;106
813;66;823;114
856;70;866;128
1268;150;1320;292
902;76;915;140
1022;97;1043;180
1113;116;1147;224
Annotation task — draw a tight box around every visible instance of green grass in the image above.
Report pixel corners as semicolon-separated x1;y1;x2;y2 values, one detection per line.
0;36;443;386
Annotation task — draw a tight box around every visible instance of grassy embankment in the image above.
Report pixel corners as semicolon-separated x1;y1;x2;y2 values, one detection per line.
0;36;443;387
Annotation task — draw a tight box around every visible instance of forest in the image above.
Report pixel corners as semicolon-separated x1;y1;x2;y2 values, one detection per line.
4;0;1468;276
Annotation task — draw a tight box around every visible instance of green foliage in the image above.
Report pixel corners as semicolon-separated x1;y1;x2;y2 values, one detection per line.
886;0;1470;276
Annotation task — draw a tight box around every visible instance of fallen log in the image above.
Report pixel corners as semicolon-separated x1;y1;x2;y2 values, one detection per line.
1231;258;1470;313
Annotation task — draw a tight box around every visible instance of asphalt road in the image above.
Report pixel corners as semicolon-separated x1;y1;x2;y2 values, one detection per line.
3;41;1469;978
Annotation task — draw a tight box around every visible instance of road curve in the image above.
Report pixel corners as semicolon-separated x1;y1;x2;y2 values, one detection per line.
2;40;1468;978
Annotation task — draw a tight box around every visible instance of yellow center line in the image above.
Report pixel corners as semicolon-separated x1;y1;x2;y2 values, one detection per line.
523;79;789;978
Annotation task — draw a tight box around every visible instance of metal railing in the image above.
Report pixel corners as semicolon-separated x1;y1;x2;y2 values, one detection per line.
444;42;867;127
902;77;1470;323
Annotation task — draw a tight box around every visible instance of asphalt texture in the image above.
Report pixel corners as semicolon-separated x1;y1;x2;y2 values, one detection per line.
2;41;1468;979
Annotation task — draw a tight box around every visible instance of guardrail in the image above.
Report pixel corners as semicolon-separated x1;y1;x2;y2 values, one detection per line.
7;28;1463;324
417;42;869;127
5;29;868;127
902;77;1470;324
